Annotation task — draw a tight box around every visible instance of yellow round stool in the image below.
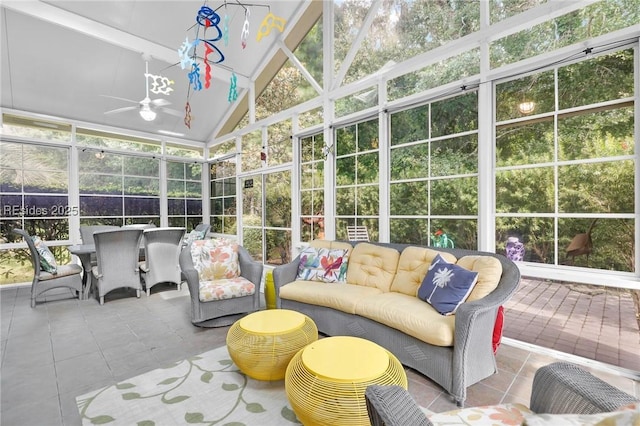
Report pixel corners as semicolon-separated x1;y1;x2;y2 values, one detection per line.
226;309;318;381
285;336;408;425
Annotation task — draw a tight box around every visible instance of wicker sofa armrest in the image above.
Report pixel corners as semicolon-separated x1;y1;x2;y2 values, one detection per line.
530;362;639;415
179;243;200;297
272;255;301;308
365;385;432;426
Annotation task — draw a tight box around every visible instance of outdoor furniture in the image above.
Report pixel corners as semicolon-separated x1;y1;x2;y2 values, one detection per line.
285;336;408;426
226;309;317;380
179;238;263;327
139;227;185;296
79;225;119;267
347;225;370;241
13;228;84;308
364;362;639;426
91;228;144;304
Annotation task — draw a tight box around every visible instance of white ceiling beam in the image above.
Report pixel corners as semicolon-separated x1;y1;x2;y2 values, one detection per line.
1;0;249;87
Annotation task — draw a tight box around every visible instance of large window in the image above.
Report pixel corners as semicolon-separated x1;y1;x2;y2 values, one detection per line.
334;118;379;241
495;48;635;272
78;150;160;226
167;160;203;229
389;92;479;248
0;141;72;283
300;132;325;242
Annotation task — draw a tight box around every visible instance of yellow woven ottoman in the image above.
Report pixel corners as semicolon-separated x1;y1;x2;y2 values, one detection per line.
226;309;318;381
285;336;408;426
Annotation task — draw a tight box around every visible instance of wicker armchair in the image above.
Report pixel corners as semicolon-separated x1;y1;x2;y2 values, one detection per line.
179;239;263;327
365;362;639;426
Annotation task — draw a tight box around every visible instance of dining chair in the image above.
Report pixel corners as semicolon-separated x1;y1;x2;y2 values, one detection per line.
13;229;84;308
79;225;119;266
139;227;186;296
91;228;144;305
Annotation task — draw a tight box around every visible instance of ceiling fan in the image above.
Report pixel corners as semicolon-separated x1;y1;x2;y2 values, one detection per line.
103;59;182;122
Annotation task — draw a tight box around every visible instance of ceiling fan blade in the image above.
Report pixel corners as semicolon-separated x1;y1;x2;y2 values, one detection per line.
151;98;171;107
159;107;183;118
104;106;138;115
100;94;139;104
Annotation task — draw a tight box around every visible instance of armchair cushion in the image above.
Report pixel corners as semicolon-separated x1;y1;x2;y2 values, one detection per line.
523;402;640;425
427;403;532;425
199;276;256;302
191;239;240;280
32;236;58;274
296;246;349;283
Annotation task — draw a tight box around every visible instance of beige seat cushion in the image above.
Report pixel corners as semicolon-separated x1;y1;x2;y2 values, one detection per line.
355;292;456;346
390;246;458;296
456;255;503;301
346;243;400;292
279;280;383;314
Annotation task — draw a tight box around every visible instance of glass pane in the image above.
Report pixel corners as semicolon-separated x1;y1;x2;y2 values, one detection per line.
336;187;355;216
336;157;356;185
22;195;68;217
559;49;634;109
431;134;478;177
124;197;160;216
79;174;121;195
496;118;554;167
123;156;159;177
168;199;185;215
390;182;428;216
186;199;202;216
265;171;291;228
265;229;292;265
496;71;555;122
495;217;555;264
496;168;554;213
241;130;262;172
80;196;123;216
390;105;429;146
390;218;430;245
431;92;478;137
356;152;378;184
22;171;68;193
242;176;262;225
242;227;263;262
78;150;122;173
167;162;185;179
558;161;634;214
357;186;378;216
185;182;201;197
167;180;185;197
430;219;477;250
335;125;356;156
123;177;159;196
186;163;202;180
431;177;478;215
223;196;236;215
558;107;634;161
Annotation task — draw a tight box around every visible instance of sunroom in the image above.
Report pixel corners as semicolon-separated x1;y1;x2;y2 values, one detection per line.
1;0;639;422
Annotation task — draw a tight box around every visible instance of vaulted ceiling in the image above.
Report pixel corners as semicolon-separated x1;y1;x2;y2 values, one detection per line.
1;1;318;144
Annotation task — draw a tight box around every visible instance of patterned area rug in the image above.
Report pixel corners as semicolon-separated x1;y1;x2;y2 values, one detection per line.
76;346;300;425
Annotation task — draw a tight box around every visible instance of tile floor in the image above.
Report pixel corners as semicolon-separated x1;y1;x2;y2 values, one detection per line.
1;284;639;426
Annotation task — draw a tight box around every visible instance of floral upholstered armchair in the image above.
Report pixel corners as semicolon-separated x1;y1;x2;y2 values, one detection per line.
179;238;263;327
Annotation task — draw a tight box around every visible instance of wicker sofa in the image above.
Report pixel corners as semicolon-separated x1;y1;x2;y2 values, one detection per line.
365;362;640;425
273;240;521;407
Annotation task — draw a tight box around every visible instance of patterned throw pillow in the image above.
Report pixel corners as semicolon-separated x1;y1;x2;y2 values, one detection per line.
190;238;240;281
31;236;58;274
417;254;478;315
296;246;349;283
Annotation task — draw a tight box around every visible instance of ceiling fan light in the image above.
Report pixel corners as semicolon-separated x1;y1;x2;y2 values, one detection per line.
139;107;156;121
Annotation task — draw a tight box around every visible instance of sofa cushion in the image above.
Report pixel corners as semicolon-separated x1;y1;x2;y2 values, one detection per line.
355;292;456;346
456;255;503;301
427;403;532;425
190;238;240;281
280;280;383;314
418;254;479;315
346;243;400;292
296;246;349;283
523;406;640;426
391;246;458;296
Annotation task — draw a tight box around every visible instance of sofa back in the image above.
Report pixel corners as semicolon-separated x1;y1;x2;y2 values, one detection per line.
340;241;520;306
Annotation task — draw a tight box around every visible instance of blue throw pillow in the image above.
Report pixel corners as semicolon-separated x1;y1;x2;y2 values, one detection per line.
418;254;478;315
